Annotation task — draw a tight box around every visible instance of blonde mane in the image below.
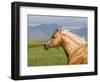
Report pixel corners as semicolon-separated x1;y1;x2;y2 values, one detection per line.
61;28;87;45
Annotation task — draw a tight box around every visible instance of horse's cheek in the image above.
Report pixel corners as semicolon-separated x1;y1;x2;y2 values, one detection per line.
52;40;56;46
55;39;61;46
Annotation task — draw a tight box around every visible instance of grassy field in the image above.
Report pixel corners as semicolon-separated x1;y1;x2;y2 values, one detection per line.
28;41;68;66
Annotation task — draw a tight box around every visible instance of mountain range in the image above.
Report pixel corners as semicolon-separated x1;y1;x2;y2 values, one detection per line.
28;24;87;41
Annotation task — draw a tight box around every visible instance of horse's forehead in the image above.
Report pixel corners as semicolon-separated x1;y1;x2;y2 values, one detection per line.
54;31;60;35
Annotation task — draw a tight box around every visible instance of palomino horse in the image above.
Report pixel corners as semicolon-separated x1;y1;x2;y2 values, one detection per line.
44;28;88;64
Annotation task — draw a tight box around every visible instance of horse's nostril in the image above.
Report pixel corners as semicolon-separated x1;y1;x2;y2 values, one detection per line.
44;44;46;48
44;44;46;47
44;44;48;50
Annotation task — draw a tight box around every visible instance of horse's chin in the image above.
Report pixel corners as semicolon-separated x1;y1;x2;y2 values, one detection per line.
44;48;49;50
44;47;51;51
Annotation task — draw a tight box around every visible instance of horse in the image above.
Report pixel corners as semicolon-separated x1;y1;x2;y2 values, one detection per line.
44;28;88;65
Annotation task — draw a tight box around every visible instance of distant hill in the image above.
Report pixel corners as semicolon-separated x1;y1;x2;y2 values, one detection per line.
28;24;61;41
28;24;87;41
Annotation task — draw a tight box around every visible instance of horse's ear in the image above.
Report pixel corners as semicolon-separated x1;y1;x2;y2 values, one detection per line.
56;28;62;32
56;28;59;32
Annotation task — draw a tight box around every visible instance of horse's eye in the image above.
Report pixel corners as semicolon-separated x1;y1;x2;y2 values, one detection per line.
52;36;55;38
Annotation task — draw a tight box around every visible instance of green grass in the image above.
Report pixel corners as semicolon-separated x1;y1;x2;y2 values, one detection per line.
28;41;68;66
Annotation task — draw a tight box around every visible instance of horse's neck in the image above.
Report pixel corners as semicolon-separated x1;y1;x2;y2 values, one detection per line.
61;32;83;57
61;39;80;57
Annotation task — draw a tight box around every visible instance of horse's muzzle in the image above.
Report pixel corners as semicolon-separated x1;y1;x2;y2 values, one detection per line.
44;44;50;50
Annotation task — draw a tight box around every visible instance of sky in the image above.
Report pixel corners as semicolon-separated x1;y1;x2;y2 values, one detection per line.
28;15;88;29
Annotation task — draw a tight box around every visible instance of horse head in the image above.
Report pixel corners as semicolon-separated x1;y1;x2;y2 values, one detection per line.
44;28;63;50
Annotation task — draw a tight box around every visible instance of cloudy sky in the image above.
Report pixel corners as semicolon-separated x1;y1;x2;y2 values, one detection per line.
28;15;88;29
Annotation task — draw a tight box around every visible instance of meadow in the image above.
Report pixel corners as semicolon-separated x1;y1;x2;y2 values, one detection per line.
28;41;68;66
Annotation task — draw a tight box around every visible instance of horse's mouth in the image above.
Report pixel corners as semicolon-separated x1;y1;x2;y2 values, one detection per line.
44;44;51;50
